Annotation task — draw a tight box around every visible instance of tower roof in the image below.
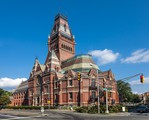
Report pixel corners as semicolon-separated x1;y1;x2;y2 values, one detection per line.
55;13;68;21
50;13;73;40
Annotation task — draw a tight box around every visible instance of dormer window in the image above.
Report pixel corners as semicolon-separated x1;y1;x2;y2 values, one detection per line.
64;24;66;32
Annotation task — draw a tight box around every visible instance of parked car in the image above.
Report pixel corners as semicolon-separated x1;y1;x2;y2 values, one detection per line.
136;106;149;113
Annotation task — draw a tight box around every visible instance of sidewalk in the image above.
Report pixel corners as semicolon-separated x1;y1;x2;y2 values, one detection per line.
0;109;41;117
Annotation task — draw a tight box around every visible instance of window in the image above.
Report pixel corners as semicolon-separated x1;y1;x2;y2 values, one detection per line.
55;82;58;88
64;24;66;32
91;79;96;87
66;46;68;50
30;89;33;96
92;91;96;99
69;92;73;99
69;80;72;86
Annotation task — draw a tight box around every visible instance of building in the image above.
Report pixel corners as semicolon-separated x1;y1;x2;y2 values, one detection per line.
27;14;119;107
140;92;149;104
12;81;28;106
12;13;119;107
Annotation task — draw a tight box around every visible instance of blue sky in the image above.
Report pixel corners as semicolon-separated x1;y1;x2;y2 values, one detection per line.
0;0;149;93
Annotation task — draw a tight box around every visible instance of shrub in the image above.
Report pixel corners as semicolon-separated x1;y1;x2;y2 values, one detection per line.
88;106;97;114
75;106;88;113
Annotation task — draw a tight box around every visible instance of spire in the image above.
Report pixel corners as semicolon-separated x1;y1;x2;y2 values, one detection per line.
32;57;39;71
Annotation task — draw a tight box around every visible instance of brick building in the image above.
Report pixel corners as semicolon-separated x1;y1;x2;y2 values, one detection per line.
140;92;149;104
27;14;119;107
12;81;28;106
12;14;119;107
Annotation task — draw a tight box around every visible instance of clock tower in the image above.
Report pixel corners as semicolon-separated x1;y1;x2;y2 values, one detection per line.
46;14;75;64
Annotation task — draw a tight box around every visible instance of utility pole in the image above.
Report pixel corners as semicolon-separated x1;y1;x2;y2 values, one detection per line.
78;72;81;106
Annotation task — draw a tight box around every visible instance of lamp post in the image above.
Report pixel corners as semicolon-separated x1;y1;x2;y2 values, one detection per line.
105;88;109;113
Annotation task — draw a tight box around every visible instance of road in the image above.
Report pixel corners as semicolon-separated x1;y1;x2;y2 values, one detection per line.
1;110;149;120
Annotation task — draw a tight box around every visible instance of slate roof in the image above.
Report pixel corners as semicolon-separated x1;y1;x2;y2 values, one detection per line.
13;80;28;94
61;54;99;73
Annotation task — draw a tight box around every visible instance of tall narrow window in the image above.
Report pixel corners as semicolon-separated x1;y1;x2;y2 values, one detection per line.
91;79;96;87
69;92;73;99
92;91;96;99
69;80;72;86
64;24;66;32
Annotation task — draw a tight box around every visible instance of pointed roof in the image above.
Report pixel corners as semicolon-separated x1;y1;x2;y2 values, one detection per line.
13;80;28;94
30;58;45;77
32;57;39;71
40;64;46;72
99;69;115;80
50;13;73;40
45;50;61;72
55;72;64;80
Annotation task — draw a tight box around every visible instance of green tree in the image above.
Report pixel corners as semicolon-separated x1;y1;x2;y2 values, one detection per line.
0;88;11;105
117;80;132;103
131;94;141;103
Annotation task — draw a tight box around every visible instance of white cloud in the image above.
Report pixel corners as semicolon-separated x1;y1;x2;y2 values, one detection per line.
121;49;149;63
0;77;27;88
129;77;149;86
88;49;119;65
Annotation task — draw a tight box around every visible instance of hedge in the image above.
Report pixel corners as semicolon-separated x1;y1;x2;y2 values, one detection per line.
75;104;128;114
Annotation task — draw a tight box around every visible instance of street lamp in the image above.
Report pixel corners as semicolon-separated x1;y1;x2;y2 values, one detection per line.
103;87;109;113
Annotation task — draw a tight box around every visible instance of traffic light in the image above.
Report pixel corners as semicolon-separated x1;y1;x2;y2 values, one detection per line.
78;73;81;80
108;92;111;97
140;74;144;83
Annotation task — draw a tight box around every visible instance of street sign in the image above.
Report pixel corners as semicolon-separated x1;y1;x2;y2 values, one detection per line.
103;88;112;91
103;88;107;90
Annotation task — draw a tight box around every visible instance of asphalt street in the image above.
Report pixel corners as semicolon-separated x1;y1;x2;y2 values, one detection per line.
0;110;149;120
